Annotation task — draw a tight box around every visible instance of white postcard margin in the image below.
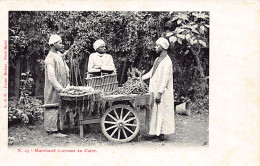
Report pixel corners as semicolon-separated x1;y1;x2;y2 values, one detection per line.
0;0;259;166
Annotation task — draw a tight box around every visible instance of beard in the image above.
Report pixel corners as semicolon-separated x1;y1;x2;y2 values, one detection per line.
97;51;105;54
151;52;160;59
96;47;106;54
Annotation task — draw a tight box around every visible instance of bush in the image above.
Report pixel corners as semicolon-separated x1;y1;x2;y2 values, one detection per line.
8;96;44;124
189;95;209;114
8;71;44;125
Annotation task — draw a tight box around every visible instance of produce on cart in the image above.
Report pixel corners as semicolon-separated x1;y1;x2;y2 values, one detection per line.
109;77;148;95
59;86;104;117
58;68;153;143
109;68;149;95
65;86;94;95
97;68;153;143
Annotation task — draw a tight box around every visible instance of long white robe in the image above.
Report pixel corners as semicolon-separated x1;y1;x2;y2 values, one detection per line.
44;51;70;132
142;55;175;136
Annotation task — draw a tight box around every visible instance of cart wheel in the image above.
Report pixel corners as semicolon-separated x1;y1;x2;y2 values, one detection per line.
101;104;140;143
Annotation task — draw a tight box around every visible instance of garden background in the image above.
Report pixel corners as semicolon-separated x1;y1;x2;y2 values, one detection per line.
8;11;209;124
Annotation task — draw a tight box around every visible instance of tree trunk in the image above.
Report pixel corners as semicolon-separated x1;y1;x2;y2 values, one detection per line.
26;57;30;72
191;44;205;78
120;59;128;85
14;57;21;98
138;53;143;69
82;57;88;85
194;53;205;78
34;64;41;96
35;76;41;96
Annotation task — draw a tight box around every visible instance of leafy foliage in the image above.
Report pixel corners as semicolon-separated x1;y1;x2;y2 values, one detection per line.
19;71;34;103
166;12;209;47
164;12;209;112
9;11;209;114
9;11;170;85
8;96;44;124
8;71;44;124
189;95;209;114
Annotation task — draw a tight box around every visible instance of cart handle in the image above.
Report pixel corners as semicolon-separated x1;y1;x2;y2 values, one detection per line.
42;103;59;108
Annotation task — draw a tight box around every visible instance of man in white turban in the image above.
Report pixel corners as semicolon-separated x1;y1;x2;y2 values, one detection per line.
142;37;175;141
44;34;75;137
87;39;116;77
48;34;62;45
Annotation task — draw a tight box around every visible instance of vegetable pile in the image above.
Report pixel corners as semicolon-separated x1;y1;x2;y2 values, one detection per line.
110;68;149;95
64;86;94;95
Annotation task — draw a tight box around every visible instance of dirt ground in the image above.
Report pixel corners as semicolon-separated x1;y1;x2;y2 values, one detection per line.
8;113;208;148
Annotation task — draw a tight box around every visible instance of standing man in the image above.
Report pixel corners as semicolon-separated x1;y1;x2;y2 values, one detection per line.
44;34;73;137
87;39;116;77
142;37;175;141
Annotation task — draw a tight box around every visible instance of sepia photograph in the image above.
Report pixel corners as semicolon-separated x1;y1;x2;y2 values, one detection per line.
8;11;209;147
0;1;259;166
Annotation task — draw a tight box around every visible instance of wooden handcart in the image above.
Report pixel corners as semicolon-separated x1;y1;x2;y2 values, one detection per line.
58;74;154;143
100;93;153;143
59;92;153;143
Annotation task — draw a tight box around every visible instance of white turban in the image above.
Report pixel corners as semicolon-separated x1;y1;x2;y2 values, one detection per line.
49;34;62;45
93;39;105;51
156;37;169;50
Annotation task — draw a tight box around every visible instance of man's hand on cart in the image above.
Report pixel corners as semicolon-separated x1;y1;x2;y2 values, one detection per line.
60;87;69;93
66;84;71;88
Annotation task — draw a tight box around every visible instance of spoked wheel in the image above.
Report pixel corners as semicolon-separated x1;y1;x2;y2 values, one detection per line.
101;104;140;143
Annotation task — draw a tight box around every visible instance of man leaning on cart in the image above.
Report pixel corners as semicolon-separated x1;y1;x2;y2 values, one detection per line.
87;39;116;77
43;34;75;138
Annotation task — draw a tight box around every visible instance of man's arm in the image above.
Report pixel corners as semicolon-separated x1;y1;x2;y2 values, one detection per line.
46;59;64;92
142;57;158;81
88;54;101;73
141;68;153;81
101;55;116;71
62;43;76;57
